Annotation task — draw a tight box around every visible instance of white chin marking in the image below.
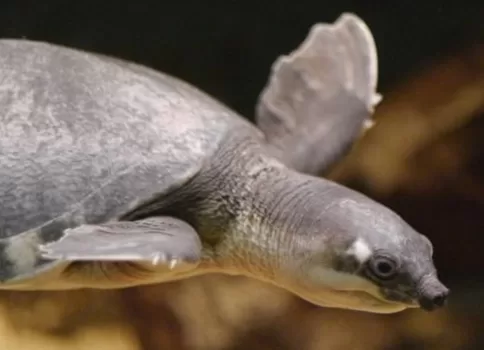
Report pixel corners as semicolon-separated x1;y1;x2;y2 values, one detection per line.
347;238;372;263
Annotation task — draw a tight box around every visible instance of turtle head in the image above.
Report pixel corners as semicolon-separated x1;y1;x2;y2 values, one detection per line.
272;178;449;314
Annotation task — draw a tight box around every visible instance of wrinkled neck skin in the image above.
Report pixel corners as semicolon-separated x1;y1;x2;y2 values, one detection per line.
157;130;338;286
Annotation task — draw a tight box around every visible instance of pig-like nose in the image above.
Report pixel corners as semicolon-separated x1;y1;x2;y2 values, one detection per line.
419;291;449;311
418;277;450;311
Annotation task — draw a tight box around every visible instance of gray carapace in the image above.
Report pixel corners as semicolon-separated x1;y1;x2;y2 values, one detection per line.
0;13;448;313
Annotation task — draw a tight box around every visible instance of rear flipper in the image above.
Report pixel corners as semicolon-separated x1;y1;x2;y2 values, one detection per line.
256;13;382;175
40;216;202;288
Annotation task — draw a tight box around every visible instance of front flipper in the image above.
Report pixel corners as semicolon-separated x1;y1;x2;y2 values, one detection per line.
256;13;382;175
39;216;202;288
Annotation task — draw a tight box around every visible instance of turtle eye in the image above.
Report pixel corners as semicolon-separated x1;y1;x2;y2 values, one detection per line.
367;255;399;281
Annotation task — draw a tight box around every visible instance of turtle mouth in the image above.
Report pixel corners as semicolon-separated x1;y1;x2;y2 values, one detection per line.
297;288;417;314
360;290;419;308
380;287;420;307
340;289;418;311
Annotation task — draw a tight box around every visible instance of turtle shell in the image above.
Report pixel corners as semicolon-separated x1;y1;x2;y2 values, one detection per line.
0;39;255;282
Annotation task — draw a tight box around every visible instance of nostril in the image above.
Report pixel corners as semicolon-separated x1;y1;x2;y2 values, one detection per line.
419;290;449;311
432;292;448;307
418;276;450;311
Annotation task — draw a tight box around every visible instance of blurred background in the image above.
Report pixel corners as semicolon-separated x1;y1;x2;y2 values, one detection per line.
0;1;483;349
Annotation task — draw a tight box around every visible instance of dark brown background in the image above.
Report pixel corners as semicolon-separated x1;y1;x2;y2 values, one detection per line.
0;1;482;349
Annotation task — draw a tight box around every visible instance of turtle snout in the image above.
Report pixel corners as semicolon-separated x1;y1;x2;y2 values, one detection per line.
418;276;449;311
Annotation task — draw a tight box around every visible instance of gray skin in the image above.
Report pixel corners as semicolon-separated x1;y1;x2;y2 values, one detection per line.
0;13;448;314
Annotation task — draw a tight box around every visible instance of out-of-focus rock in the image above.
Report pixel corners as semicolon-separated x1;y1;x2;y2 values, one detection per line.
0;289;141;350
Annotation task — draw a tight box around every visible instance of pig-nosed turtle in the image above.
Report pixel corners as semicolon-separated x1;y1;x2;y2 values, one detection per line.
0;13;448;313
